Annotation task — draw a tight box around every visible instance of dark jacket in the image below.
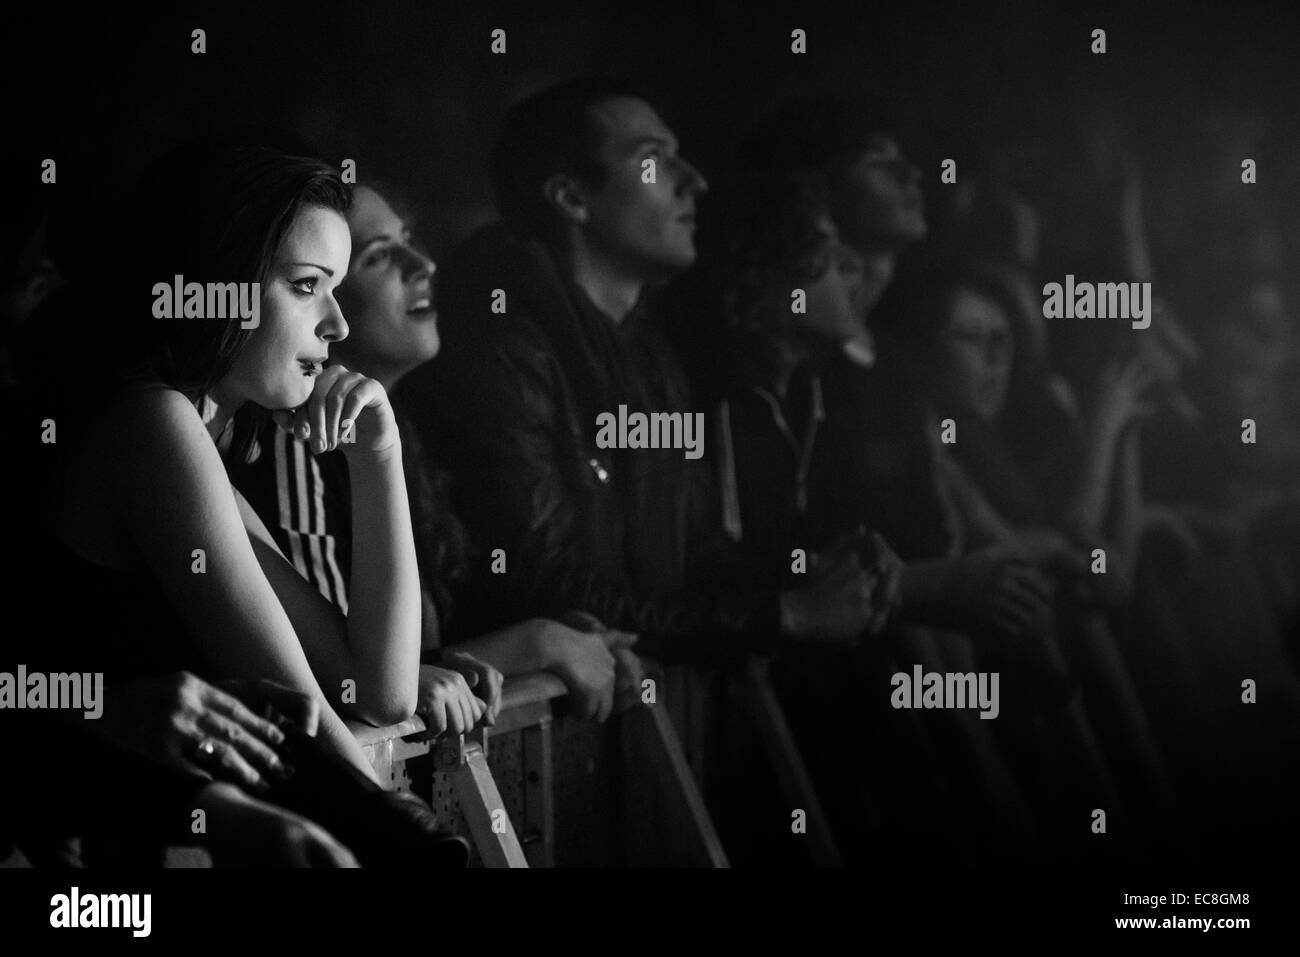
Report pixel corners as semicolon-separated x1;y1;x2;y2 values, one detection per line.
714;346;962;568
396;223;778;664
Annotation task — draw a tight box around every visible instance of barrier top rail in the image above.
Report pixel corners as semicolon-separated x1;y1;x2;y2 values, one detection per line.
351;670;569;747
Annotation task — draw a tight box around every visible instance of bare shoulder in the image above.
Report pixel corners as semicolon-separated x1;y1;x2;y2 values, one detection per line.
90;384;225;494
96;384;210;455
102;382;203;433
53;384;230;562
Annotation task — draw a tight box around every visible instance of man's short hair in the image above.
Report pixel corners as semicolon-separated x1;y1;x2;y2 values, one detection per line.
490;76;647;239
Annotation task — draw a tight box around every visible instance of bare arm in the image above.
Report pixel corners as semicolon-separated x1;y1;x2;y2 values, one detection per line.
450;619;563;676
345;448;422;714
450;618;629;723
236;489;416;726
103;387;378;777
262;365;422;725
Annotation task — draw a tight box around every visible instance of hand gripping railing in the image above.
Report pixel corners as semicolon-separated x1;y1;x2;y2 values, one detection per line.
350;668;730;867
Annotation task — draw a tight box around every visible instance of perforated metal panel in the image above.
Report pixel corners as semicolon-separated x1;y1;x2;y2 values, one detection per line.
405;731;540;868
360;680;729;868
412;755;480;868
486;729;524;819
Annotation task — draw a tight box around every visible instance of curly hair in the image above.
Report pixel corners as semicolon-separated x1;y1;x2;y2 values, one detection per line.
699;170;839;384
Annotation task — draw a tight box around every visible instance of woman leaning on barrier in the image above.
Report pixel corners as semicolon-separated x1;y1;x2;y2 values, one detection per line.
24;140;468;866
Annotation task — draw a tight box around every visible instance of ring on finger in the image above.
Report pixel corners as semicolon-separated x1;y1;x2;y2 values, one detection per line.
194;737;219;760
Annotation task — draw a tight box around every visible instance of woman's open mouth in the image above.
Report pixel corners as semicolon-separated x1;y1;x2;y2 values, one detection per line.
299;358;325;376
407;298;437;320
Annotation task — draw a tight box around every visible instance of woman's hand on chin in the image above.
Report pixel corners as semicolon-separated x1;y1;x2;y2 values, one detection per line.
270;364;400;460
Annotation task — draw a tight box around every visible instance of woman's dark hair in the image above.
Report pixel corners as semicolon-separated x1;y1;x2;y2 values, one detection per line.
339;175;469;617
740;93;900;181
348;172;419;243
699;170;838;386
873;261;1034;361
876;261;1079;523
111;140;351;461
874;260;1078;460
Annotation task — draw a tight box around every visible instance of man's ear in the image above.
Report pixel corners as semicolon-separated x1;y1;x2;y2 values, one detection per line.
542;173;590;225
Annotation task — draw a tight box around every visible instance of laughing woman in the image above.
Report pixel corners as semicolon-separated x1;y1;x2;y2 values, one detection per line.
35;142;422;782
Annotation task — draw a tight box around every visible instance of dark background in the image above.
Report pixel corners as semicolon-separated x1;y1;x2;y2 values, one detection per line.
9;0;1299;280
4;0;1299;884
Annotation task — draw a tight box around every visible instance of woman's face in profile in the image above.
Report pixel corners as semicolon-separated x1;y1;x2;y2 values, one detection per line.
334;186;439;380
937;287;1014;421
219;204;352;411
834;137;927;251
